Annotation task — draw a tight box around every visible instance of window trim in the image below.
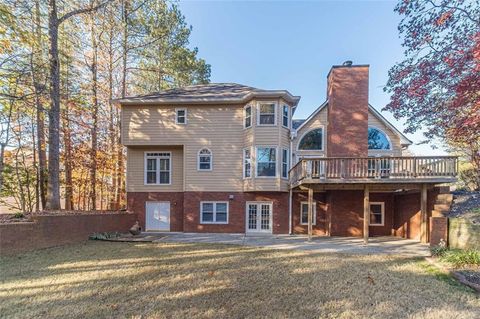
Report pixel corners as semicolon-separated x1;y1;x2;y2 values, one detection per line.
300;201;317;225
297;126;325;151
200;201;229;224
282;104;290;128
255;146;278;178
256;102;277;126
368;126;392;150
281;148;289;179
197;148;213;171
243;148;251;179
143;151;172;186
175;108;187;125
244;105;252;129
369;202;385;226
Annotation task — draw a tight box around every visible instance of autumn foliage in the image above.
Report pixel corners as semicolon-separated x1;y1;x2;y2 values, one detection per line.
385;0;479;188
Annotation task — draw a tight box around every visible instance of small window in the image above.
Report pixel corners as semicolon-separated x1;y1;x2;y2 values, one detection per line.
300;202;316;225
368;127;391;150
198;149;212;171
282;105;289;128
258;103;276;125
256;147;276;177
281;148;289;179
176;108;187;124
201;202;228;224
298;128;323;150
243;148;251;178
369;202;385;226
244;106;252;128
144;152;171;185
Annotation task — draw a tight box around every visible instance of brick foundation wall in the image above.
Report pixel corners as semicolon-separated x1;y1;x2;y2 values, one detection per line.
127;192;184;231
127;191;289;234
0;213;136;255
393;189;438;240
292;192;327;235
327;190;394;237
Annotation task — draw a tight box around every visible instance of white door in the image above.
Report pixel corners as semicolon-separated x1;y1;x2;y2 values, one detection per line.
145;202;170;231
246;202;272;234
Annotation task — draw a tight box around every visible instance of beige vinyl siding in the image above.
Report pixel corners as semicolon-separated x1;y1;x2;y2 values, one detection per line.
126;146;183;192
368;110;402;156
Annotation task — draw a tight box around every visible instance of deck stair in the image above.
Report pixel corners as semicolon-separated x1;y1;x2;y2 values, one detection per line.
431;188;454;217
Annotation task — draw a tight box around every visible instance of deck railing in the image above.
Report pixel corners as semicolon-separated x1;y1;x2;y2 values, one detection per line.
289;156;458;185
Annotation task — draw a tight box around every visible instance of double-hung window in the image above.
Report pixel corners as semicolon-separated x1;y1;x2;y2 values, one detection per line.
198;149;212;170
282;105;289;128
176;108;187;124
201;202;228;224
244;106;252;128
369;202;385;226
300;202;317;225
256;147;276;177
281;148;289;179
243;148;251;178
258;103;276;125
145;152;171;185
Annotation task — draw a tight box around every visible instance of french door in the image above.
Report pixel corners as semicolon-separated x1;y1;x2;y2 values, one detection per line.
246;202;273;234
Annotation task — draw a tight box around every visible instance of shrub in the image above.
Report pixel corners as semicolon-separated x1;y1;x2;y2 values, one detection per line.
13;212;24;219
431;245;448;257
89;232;120;240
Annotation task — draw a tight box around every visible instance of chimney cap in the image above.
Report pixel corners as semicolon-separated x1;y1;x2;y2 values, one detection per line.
343;60;353;66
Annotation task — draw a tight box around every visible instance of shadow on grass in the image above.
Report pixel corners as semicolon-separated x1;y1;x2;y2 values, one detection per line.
1;241;479;319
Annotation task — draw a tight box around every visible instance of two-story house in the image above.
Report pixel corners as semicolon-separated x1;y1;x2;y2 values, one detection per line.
118;63;457;244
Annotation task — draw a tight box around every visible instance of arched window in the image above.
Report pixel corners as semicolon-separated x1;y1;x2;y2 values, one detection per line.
198;149;212;170
298;128;323;150
368;127;391;150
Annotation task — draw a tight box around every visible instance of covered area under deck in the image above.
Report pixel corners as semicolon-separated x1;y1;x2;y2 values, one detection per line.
289;156;458;244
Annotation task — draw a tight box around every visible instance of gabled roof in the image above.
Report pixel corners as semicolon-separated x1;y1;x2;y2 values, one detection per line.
113;83;300;106
292;101;413;146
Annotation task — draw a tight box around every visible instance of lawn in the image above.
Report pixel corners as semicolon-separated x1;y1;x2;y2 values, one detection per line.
1;242;479;319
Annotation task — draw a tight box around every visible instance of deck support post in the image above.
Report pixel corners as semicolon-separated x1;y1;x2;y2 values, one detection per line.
308;186;313;241
420;183;428;243
363;184;370;245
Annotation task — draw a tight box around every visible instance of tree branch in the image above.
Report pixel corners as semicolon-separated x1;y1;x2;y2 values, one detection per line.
58;1;111;25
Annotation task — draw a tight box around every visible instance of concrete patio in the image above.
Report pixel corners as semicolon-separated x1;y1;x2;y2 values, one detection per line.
148;233;431;256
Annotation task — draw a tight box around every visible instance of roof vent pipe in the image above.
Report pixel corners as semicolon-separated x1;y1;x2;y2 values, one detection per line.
343;60;353;66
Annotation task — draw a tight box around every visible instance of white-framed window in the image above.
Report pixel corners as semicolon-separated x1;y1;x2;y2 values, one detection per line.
175;108;187;124
256;147;277;177
200;201;228;224
300;201;317;225
243;148;251;178
257;102;276;125
282;105;289;128
197;148;212;171
281;148;289;179
144;152;171;185
369;202;385;226
244;105;252;128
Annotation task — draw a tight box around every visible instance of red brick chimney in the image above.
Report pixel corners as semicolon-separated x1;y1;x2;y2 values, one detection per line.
326;62;369;157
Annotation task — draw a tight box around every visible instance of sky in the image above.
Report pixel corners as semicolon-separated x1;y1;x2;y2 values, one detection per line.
178;0;448;155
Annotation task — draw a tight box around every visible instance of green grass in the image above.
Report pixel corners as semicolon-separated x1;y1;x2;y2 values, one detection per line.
1;241;480;319
432;247;480;268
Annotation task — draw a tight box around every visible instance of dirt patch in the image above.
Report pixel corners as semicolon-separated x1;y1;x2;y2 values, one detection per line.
449;191;480;224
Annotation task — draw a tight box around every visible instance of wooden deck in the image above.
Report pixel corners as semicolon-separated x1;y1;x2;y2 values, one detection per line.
289;156;457;189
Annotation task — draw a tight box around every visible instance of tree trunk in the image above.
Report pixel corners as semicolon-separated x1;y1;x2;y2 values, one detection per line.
46;0;61;210
89;12;98;210
33;0;47;210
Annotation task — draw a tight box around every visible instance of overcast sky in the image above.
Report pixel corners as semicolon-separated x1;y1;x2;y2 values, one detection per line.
178;0;448;155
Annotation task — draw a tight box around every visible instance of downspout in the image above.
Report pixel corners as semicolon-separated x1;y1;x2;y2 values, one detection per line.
288;134;294;235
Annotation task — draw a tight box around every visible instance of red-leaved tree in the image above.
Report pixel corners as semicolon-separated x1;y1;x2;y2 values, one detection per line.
385;0;480;189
